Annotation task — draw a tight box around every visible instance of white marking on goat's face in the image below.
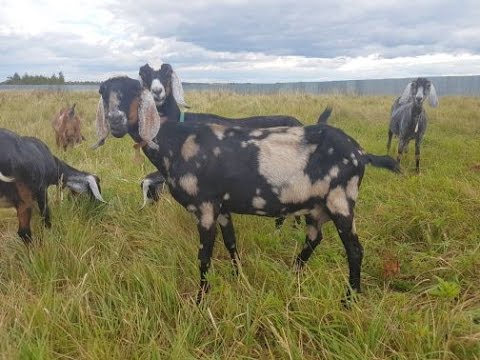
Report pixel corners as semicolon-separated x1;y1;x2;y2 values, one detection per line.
223;193;230;200
252;196;266;209
150;79;166;105
209;124;226;140
179;173;198;196
199;202;214;229
181;135;200;161
346;176;359;201
217;214;229;227
213;147;221;157
326;186;350;217
0;196;13;208
415;86;424;104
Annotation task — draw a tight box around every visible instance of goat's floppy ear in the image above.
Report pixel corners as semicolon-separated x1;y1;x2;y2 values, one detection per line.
138;89;160;150
91;96;109;149
171;70;189;108
139;63;153;87
399;82;413;104
428;84;438;108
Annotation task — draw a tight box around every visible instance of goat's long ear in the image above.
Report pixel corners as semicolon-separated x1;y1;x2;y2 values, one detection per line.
86;175;106;202
171;70;189;108
139;63;153;87
91;96;109;149
428;84;438;107
399;82;413;104
138;89;160;150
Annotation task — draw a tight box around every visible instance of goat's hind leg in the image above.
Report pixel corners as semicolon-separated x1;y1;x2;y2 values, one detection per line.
218;212;240;276
37;187;51;228
294;215;324;271
330;211;363;306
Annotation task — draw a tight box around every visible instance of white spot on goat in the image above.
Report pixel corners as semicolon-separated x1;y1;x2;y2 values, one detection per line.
179;173;199;196
217;214;229;227
223;193;230;200
346;176;359;201
250;130;262;137
213;147;221;157
199;202;215;229
326;186;350;217
252;196;266;209
187;204;197;212
256;188;261;195
343;158;349;165
181;135;200;161
209;124;226;140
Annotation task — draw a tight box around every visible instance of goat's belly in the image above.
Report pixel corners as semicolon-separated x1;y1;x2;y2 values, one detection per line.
0;196;14;208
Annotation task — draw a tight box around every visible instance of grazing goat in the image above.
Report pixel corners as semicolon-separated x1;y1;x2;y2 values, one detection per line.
93;76;400;304
140;171;166;208
52;103;85;151
387;77;438;172
0;128;105;242
136;63;331;226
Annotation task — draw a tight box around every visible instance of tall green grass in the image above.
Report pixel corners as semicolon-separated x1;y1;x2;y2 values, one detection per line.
0;90;479;359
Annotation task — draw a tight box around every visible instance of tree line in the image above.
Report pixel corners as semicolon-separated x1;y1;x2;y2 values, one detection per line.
1;72;98;85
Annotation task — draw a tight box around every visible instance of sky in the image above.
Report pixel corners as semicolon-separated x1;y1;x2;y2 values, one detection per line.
1;0;480;83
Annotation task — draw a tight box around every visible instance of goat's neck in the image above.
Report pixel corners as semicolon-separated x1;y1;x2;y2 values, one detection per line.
157;94;181;122
54;157;84;185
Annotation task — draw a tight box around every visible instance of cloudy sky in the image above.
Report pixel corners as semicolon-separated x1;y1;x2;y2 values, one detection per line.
1;0;479;83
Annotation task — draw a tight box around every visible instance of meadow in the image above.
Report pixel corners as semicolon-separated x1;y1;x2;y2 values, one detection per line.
0;90;479;359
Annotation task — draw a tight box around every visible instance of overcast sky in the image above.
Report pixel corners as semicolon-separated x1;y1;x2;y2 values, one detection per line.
1;0;479;83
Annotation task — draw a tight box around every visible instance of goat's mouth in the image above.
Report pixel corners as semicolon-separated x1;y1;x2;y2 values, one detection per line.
106;112;128;138
153;94;166;106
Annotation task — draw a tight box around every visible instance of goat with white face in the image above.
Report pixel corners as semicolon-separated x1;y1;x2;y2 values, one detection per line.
94;76;400;305
387;77;438;172
0;128;105;242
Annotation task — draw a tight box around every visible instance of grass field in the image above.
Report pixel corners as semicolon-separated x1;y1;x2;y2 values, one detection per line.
0;90;479;359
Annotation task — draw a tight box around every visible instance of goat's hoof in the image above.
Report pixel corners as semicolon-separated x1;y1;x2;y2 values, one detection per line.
196;284;211;305
340;288;361;309
18;229;33;244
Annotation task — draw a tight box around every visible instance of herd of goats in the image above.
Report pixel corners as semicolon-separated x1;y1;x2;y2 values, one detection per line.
0;64;439;304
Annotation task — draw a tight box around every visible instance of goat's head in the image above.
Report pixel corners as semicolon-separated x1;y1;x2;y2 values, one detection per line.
92;76;162;150
399;77;438;108
139;63;188;108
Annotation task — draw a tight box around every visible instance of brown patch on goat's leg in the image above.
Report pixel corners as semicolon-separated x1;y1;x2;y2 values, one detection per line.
295;215;323;271
218;212;240;276
15;182;34;243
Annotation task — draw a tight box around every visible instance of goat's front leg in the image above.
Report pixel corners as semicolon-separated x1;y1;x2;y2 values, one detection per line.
15;182;34;243
415;138;422;173
396;138;408;163
387;129;393;153
196;203;219;304
218;212;239;276
36;188;51;228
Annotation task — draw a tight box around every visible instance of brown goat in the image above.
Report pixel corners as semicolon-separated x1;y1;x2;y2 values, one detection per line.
52;103;84;150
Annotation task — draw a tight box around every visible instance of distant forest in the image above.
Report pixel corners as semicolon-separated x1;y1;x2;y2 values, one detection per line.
1;72;98;85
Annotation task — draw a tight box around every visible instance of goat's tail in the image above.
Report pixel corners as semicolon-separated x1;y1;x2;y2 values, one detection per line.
364;154;401;173
317;106;333;124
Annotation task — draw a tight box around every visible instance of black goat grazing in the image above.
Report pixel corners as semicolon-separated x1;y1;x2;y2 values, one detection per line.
140;171;166;208
135;63;331;227
387;77;438;172
94;76;400;304
0;128;105;242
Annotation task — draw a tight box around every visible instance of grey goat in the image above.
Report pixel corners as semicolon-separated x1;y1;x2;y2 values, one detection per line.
387;77;438;172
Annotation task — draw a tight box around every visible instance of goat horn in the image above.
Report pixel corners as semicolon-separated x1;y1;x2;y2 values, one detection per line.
0;172;15;182
87;176;107;203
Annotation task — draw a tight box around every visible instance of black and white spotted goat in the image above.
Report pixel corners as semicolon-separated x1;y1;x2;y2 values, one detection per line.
136;63;331;227
94;76;400;303
387;77;438;172
0;128;105;242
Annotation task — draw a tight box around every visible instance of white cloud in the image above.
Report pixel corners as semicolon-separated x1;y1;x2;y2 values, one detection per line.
0;0;479;82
